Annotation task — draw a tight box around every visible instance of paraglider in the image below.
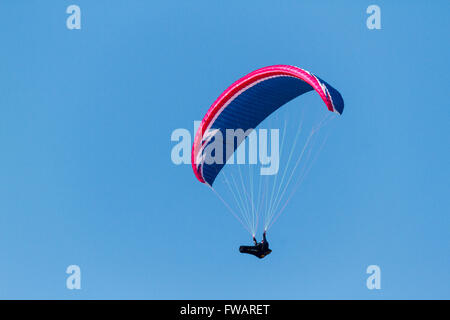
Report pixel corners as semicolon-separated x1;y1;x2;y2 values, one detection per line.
239;231;272;259
191;65;344;258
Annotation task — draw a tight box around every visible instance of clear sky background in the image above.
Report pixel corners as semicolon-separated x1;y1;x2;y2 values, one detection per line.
0;1;449;299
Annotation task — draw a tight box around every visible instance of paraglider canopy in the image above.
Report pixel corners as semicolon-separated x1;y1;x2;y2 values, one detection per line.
191;65;344;186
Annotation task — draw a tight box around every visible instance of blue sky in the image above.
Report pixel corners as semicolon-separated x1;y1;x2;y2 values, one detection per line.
0;0;449;299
